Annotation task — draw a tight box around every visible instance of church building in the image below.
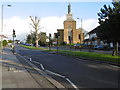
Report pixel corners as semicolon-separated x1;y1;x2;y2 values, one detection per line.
56;3;84;44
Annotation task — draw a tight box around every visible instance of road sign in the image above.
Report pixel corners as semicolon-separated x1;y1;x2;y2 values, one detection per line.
13;35;16;37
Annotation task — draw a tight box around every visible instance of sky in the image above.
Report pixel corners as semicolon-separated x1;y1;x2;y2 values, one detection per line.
0;0;113;41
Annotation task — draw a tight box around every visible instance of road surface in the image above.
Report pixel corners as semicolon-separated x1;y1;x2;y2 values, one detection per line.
16;45;119;88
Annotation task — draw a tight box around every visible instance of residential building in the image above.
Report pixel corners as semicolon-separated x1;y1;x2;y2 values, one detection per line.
84;26;113;48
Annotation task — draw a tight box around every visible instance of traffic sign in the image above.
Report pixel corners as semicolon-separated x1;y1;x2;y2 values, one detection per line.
13;35;16;37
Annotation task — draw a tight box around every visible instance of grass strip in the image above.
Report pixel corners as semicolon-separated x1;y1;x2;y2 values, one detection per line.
59;50;119;63
20;45;47;50
20;45;119;63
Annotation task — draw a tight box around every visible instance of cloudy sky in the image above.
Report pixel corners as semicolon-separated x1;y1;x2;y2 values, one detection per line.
1;0;113;41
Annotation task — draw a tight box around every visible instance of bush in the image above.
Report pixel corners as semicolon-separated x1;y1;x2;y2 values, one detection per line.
3;40;8;46
8;40;13;43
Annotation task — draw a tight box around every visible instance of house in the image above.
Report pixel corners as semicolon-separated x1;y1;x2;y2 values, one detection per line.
0;35;8;41
84;26;108;47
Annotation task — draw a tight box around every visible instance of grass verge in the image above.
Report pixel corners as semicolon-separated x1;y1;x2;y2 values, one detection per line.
20;45;47;50
20;45;119;63
59;50;119;63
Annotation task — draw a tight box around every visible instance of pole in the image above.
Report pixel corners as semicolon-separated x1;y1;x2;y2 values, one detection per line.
0;5;3;59
49;33;51;51
13;34;15;54
81;19;82;29
57;36;58;52
0;5;11;58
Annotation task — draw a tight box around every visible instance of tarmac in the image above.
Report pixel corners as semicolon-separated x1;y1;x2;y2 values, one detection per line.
0;47;65;89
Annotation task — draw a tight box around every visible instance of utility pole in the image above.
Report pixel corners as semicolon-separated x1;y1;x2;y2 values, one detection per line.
77;18;83;51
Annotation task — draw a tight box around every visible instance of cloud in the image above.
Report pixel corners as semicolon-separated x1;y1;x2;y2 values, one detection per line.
4;16;30;41
77;19;99;31
3;16;99;41
3;16;66;41
40;16;66;35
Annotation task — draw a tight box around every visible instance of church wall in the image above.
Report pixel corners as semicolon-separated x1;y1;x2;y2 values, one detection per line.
80;33;84;44
74;29;80;43
64;29;68;43
57;29;64;44
64;21;76;30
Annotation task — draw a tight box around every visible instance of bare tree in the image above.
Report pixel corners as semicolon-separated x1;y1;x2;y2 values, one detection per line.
29;16;40;48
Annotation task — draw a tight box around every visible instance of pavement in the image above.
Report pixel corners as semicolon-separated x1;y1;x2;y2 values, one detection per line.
0;47;65;89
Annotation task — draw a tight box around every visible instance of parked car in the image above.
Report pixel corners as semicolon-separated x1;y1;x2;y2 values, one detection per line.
74;44;81;49
94;45;110;50
24;43;33;46
94;45;104;50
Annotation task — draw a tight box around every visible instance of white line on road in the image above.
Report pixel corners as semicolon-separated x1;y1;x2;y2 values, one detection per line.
24;56;31;59
45;70;66;78
65;78;79;90
23;56;32;62
23;56;46;70
30;58;32;61
76;58;83;61
31;61;40;64
40;64;45;71
19;54;79;89
109;65;119;68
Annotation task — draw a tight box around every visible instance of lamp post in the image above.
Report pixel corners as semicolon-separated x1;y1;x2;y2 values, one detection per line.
0;4;12;58
77;18;83;51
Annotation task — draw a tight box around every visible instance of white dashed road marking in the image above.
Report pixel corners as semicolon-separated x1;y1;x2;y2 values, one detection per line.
66;78;79;90
40;64;45;71
23;55;79;89
45;70;65;78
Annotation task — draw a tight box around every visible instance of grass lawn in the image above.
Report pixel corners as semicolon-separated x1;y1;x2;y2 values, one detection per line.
20;45;119;63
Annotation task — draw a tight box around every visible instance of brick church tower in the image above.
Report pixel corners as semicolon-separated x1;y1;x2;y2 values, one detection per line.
57;3;84;44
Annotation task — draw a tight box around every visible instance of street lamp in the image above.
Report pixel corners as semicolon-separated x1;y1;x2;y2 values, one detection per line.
77;18;83;51
77;18;82;28
0;4;12;58
1;5;12;32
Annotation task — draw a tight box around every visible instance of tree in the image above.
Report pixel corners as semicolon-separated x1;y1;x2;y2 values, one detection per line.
26;34;32;44
97;1;120;55
29;16;41;48
39;32;47;46
3;40;8;46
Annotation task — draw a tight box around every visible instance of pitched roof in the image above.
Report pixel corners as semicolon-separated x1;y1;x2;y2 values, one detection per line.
88;25;100;34
0;35;7;38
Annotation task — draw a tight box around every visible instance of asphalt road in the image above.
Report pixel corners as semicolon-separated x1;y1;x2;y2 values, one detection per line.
16;45;119;88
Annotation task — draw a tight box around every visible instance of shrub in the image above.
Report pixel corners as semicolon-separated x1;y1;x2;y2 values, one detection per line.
3;40;8;46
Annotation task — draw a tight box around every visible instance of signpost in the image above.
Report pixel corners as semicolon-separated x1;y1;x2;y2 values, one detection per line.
56;32;60;52
49;33;51;50
12;29;16;54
